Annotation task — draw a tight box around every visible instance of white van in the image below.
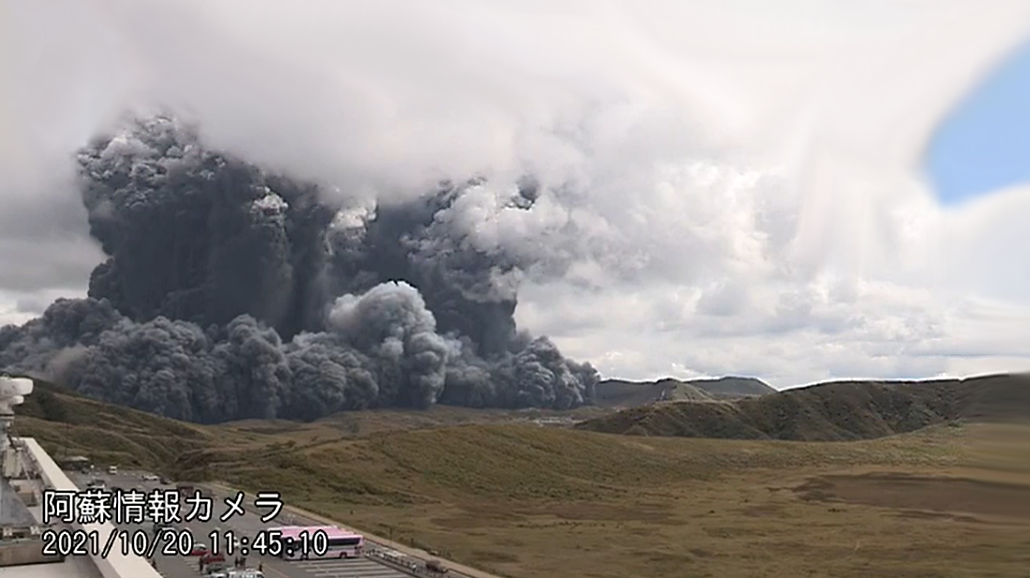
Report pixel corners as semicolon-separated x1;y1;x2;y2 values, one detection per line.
107;465;118;475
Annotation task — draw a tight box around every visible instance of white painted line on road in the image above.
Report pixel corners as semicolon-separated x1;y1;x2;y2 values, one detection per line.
292;557;410;578
305;570;403;578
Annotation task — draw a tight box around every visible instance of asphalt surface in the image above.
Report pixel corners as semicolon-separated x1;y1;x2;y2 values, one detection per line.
64;470;414;578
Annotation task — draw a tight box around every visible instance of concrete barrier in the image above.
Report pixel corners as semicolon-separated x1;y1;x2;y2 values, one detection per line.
21;438;163;578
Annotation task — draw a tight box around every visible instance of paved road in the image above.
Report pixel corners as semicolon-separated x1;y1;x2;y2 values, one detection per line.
65;470;412;578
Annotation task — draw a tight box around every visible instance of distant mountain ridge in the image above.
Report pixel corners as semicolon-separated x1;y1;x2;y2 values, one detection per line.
594;376;775;407
579;373;1029;441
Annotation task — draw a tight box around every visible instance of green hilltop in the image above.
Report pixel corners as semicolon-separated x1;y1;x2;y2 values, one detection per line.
580;373;1030;440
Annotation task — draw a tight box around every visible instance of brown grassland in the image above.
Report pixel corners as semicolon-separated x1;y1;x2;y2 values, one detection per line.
13;381;1030;578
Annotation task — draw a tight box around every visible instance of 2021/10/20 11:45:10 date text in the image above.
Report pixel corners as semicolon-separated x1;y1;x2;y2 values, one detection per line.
38;528;334;559
203;529;331;557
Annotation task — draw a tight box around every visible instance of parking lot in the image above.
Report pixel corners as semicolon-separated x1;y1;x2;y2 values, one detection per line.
291;557;409;578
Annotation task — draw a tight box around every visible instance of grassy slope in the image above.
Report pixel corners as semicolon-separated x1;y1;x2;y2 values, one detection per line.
13;379;229;472
594;376;775;407
10;378;609;476
12;376;1030;577
685;376;778;397
221;423;1026;578
579;373;1030;441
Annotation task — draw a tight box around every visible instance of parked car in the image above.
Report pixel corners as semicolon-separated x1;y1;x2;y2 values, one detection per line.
190;543;209;556
200;551;225;566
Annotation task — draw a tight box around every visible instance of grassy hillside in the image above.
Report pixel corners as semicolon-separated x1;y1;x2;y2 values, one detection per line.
11;374;1029;577
686;376;777;398
594;376;774;407
11;378;228;472
579;373;1030;441
593;378;712;406
173;422;1030;578
9;376;609;476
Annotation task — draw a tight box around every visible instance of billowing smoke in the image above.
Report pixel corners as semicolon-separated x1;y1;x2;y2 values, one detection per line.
0;116;597;422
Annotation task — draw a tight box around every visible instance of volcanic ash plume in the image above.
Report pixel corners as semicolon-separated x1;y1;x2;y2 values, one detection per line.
0;116;597;422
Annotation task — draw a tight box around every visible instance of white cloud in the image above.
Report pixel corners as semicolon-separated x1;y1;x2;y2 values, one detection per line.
2;0;1030;386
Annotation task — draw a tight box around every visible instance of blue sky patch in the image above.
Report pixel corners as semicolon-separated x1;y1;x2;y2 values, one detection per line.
926;38;1030;204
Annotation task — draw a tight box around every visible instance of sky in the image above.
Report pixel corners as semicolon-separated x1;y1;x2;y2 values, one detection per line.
1;0;1029;389
926;38;1030;204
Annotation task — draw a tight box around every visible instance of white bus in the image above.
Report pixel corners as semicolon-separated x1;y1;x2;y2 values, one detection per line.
273;525;365;560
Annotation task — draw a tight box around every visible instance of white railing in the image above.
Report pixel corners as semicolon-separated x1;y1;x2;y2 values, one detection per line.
20;438;163;578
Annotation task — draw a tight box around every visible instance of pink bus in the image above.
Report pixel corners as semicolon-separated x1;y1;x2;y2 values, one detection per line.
272;525;365;560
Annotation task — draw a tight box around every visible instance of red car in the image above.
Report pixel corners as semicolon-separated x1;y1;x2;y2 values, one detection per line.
189;543;209;556
201;551;225;565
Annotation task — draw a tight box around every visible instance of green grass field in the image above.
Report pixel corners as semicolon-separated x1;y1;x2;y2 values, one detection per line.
14;382;1029;578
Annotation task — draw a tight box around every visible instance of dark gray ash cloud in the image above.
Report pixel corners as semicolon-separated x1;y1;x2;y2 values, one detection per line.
0;116;598;422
